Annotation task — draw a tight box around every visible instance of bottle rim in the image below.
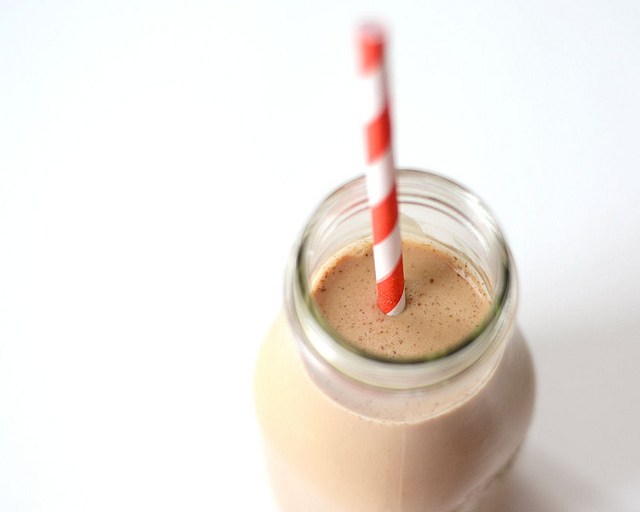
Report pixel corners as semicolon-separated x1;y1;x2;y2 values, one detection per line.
286;169;517;390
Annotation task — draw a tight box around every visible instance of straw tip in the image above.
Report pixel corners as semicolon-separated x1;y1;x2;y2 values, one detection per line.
358;21;388;73
358;21;387;41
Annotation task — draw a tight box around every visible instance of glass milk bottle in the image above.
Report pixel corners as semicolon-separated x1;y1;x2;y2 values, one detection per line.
254;169;535;512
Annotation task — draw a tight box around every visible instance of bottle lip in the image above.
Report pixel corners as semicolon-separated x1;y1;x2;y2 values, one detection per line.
286;169;517;391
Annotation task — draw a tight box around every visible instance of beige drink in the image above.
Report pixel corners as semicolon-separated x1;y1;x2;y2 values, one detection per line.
254;170;535;511
313;238;491;361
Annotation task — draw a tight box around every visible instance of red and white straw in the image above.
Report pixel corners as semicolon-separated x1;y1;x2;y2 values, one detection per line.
358;23;406;316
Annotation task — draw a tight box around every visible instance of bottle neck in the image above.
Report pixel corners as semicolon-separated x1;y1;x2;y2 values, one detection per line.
285;169;517;392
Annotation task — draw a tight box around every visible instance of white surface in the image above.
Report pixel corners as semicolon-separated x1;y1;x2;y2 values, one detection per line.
1;1;639;510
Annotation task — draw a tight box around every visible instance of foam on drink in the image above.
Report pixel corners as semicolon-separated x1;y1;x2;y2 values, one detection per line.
312;237;492;361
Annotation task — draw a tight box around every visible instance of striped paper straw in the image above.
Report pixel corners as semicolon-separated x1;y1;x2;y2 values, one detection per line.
358;23;406;316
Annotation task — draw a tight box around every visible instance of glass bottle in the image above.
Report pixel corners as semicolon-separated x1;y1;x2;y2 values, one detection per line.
255;169;535;512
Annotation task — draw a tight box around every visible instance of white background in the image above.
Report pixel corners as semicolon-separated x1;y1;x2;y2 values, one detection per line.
1;1;639;510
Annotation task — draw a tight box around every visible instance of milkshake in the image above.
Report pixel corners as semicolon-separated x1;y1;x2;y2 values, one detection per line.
254;170;535;511
312;238;491;361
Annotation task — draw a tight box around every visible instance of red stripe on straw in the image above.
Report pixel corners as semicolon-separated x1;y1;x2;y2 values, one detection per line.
366;106;391;162
370;185;399;242
359;25;385;73
376;260;405;311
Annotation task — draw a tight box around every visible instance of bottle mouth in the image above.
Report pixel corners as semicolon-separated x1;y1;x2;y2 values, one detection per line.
286;169;517;390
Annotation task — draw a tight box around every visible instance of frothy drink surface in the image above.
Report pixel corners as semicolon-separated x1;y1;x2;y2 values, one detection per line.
313;238;491;361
